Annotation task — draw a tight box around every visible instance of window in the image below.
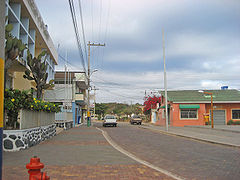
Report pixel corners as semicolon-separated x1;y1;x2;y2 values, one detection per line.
181;109;197;119
132;115;140;118
105;115;116;119
232;110;240;119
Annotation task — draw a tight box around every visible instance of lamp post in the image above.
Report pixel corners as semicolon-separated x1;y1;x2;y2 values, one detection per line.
199;91;214;128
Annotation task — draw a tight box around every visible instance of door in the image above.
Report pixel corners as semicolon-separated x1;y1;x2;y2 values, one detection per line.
75;108;78;124
210;110;225;125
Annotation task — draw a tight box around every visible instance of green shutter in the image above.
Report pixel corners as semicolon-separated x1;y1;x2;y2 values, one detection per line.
179;104;200;109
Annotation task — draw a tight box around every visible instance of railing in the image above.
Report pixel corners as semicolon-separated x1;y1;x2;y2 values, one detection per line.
75;93;84;101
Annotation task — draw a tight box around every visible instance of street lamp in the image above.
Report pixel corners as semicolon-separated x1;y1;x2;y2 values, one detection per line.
199;90;214;128
90;69;98;76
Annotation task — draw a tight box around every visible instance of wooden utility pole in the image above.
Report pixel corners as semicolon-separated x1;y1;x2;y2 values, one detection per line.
87;42;105;127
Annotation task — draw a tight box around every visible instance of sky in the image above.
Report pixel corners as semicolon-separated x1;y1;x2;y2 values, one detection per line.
35;0;240;104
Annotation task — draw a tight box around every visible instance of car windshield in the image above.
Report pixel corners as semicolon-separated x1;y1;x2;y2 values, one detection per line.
105;116;116;119
133;115;140;118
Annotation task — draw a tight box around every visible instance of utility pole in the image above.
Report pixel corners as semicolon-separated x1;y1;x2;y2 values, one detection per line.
162;29;168;131
87;42;105;127
0;1;5;178
93;86;99;119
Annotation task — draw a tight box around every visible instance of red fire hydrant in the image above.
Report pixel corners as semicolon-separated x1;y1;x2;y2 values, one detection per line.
26;156;50;180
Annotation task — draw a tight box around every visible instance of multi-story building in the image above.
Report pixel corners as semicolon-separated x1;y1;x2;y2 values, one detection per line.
44;71;88;128
5;0;58;90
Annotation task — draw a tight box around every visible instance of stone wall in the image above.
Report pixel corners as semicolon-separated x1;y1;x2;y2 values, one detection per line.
3;124;56;151
55;120;73;130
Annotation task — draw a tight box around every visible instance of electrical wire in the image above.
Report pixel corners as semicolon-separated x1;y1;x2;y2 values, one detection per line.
68;0;87;74
100;0;111;69
78;0;88;63
58;54;80;71
99;88;143;101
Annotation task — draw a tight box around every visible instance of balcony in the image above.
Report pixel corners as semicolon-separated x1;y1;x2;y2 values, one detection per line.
75;93;87;105
75;93;84;101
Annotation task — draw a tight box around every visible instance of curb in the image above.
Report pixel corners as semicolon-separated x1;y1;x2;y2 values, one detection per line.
184;125;240;134
96;127;185;180
139;125;240;148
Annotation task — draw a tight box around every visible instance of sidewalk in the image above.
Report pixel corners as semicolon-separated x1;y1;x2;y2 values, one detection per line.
141;123;240;147
3;125;173;180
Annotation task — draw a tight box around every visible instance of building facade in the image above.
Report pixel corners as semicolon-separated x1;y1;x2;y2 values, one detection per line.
157;90;240;127
44;71;88;127
5;0;57;90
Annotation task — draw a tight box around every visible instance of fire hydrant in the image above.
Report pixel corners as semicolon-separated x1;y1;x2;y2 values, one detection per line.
26;156;50;180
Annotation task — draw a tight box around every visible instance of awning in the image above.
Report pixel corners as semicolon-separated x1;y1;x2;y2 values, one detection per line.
179;104;200;109
160;105;170;109
75;100;87;106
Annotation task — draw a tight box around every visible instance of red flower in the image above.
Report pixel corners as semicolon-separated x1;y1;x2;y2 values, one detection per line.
143;95;161;113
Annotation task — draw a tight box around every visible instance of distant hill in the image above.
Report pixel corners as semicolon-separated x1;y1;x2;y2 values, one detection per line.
95;103;143;120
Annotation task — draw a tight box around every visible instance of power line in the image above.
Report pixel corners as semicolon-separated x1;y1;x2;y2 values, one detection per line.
99;88;143;101
58;54;80;70
91;0;94;41
68;0;86;74
78;0;88;63
100;0;111;69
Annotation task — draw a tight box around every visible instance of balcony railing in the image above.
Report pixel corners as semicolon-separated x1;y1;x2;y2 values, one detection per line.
75;93;85;101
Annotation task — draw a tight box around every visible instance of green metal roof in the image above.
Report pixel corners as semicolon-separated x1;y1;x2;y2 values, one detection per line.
160;90;240;103
179;104;200;109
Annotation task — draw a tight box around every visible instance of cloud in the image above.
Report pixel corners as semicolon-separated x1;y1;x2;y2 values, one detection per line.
35;0;240;104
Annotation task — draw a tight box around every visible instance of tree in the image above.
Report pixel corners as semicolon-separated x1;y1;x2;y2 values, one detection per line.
143;95;161;115
95;103;107;119
123;108;132;117
23;50;54;99
4;23;27;88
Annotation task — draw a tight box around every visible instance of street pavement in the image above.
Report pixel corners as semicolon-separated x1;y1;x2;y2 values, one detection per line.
99;122;240;180
141;123;240;147
3;125;173;180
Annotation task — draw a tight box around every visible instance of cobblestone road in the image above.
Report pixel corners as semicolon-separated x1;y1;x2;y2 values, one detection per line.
97;122;240;180
3;126;173;179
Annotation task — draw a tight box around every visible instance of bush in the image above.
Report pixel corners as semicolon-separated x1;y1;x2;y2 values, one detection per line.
4;89;61;128
205;121;211;125
227;120;240;125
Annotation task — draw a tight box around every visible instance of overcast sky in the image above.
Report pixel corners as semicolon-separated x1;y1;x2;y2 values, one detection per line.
35;0;240;104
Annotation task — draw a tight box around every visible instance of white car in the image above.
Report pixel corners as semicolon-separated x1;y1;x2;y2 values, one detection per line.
103;115;117;127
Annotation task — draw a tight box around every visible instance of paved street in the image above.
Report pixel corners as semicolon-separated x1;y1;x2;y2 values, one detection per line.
3;122;240;180
96;122;240;180
3;125;172;180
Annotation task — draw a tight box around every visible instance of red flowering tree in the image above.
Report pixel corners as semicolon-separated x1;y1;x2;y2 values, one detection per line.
143;95;161;115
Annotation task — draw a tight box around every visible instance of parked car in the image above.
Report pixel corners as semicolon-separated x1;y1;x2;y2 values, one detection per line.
103;115;117;127
130;115;142;125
